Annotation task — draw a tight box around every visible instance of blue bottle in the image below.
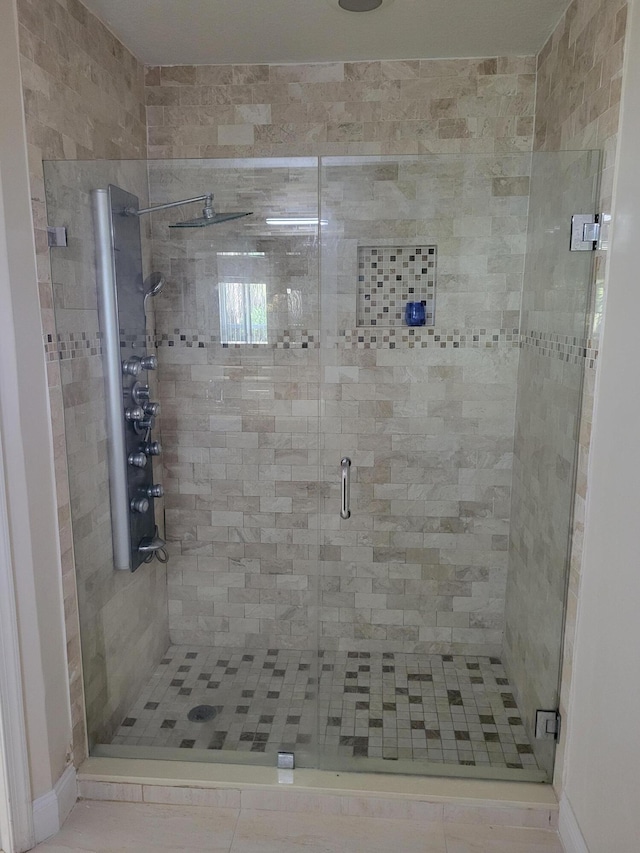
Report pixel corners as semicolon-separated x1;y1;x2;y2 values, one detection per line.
405;301;426;326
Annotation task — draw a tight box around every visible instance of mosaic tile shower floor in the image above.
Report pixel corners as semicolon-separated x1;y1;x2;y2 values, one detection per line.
112;647;537;770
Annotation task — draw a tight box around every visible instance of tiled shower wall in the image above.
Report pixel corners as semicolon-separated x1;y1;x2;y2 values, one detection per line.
16;0;167;757
503;0;627;779
318;157;525;657
144;57;536;159
18;0;626;772
149;160;321;651
144;57;537;659
148;150;529;657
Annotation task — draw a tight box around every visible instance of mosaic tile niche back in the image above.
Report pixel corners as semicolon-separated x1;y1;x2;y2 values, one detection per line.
357;245;436;327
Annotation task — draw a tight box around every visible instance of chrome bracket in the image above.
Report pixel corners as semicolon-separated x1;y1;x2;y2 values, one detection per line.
570;214;600;251
47;225;68;248
535;709;561;741
277;751;295;770
340;457;351;520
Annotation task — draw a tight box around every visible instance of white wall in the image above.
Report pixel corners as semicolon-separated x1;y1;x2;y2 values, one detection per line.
561;0;640;849
0;0;73;806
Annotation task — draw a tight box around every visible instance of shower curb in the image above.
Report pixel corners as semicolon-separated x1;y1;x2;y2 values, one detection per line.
77;757;558;829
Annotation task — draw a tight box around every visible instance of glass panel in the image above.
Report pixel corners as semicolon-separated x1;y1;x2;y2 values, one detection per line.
43;158;164;755
44;151;598;783
317;152;598;782
44;157;322;768
504;149;601;779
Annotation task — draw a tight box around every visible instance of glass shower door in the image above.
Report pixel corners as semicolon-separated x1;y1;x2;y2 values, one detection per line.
316;153;531;779
315;151;600;783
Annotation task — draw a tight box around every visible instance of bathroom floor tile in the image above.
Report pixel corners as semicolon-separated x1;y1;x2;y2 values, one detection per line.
110;645;537;771
229;808;447;853
33;802;564;853
33;800;239;851
443;823;564;852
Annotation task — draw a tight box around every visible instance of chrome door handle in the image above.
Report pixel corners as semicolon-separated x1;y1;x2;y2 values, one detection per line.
340;457;351;520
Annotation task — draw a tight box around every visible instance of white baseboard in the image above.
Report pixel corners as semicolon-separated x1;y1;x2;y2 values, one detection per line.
32;765;77;844
55;765;77;829
559;794;589;853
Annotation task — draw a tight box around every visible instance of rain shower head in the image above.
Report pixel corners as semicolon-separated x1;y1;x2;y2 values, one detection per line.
127;192;252;228
170;210;253;228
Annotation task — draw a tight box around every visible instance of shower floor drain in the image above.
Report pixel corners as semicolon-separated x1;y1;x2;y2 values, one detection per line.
187;704;220;722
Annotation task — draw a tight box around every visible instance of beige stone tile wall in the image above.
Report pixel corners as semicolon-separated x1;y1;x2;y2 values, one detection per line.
144;58;537;659
19;0;626;775
319;157;524;656
17;0;149;761
149;160;321;650
146;152;527;656
144;57;536;160
503;0;628;785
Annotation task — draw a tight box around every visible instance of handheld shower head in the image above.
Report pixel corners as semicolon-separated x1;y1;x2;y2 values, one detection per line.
143;272;165;308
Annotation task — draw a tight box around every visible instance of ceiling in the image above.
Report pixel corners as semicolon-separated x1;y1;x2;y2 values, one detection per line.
81;0;569;66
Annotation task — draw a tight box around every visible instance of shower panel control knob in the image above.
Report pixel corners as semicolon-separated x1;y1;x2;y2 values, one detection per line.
142;440;162;456
140;355;158;371
124;406;144;422
130;496;149;514
122;357;142;376
132;383;150;405
146;484;164;499
127;452;147;468
134;416;155;434
143;401;161;417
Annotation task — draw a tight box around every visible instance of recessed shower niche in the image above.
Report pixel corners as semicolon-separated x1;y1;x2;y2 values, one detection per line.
357;245;436;327
44;151;600;784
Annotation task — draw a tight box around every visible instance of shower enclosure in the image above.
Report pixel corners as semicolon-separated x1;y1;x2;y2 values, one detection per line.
44;150;599;783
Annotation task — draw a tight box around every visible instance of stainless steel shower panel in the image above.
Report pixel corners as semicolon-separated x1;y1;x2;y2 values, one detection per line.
92;185;165;571
93;188;130;570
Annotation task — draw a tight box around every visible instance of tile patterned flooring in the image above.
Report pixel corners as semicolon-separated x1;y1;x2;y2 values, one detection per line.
112;646;537;771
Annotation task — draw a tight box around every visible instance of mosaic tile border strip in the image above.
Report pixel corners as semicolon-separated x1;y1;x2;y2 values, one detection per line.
520;330;598;368
111;646;537;770
153;327;521;351
357;245;436;327
44;331;155;363
336;327;519;349
156;329;319;350
45;331;103;363
43;328;599;363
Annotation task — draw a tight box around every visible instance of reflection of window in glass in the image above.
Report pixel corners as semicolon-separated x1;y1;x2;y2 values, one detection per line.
218;282;268;344
287;288;303;326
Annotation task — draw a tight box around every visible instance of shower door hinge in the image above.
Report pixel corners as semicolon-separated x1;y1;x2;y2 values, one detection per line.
47;225;68;248
535;709;561;741
570;214;600;251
